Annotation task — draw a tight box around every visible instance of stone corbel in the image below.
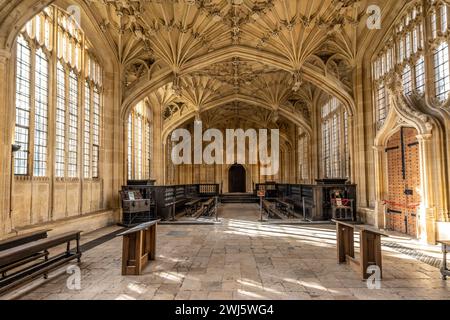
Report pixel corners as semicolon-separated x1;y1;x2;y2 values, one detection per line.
194;110;201;123
372;145;386;229
271;108;279;123
171;73;182;97
291;70;302;92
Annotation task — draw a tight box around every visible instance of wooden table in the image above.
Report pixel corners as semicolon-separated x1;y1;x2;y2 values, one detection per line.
117;220;159;276
437;240;450;280
332;220;388;280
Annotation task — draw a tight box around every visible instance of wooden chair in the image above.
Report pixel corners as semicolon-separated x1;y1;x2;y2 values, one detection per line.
331;198;354;220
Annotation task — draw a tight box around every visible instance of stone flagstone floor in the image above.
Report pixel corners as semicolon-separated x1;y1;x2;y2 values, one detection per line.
9;203;450;300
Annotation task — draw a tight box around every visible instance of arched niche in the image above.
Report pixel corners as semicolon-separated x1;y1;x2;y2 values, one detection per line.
373;87;447;244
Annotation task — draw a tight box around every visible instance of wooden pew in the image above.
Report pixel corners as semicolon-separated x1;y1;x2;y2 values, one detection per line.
332;220;388;280
202;198;215;216
0;230;50;251
276;199;295;218
262;200;279;219
117;220;159;276
185;199;201;216
0;231;81;295
262;199;273;213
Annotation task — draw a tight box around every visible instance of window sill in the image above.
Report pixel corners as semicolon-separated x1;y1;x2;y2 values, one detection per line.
55;177;80;183
14;176;50;182
83;178;102;182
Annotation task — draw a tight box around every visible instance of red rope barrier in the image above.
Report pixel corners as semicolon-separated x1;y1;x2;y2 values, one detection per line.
331;199;351;206
382;200;421;209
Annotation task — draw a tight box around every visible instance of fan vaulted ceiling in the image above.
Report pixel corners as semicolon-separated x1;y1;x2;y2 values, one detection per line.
87;0;386;127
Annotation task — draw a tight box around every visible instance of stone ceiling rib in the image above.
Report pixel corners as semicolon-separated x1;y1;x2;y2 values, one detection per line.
88;0;384;123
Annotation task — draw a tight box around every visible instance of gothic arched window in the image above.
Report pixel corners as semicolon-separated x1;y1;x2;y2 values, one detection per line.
13;6;103;179
127;100;152;180
321;98;349;179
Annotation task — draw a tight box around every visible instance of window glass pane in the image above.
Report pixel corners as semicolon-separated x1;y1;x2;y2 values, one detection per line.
145;121;151;179
128;114;132;179
413;28;418;53
431;11;438;39
376;83;387;129
441;5;448;34
15;36;31;175
344;112;349;178
92;145;99;179
135;115;142;180
298;135;309;181
321;98;348;178
415;56;425;94
322;120;330;177
68;70;78;178
434;42;450;102
331;114;340;177
92;88;100;178
33;48;49;177
128;104;151;181
405;33;411;59
55;62;65;177
402;65;412;95
14;6;103;181
84;82;90;178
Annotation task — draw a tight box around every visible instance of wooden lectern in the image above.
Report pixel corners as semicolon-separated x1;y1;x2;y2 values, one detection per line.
332;219;388;280
117;220;159;276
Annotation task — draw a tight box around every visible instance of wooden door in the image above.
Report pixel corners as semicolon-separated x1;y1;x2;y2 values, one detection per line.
228;164;246;193
385;127;420;237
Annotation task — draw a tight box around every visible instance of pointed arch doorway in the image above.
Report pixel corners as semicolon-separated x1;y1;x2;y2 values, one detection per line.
385;127;420;237
228;164;246;193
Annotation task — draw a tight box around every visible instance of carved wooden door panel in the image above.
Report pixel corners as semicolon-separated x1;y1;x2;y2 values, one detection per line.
228;164;246;193
385;127;419;237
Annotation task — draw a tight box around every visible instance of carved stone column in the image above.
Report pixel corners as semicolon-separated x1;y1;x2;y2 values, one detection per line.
417;133;437;244
0;49;12;238
372;145;386;229
152;104;164;185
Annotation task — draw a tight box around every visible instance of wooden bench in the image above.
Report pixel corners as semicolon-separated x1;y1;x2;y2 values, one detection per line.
190;198;217;219
437;240;450;280
332;220;388;280
0;230;50;251
276;199;295;218
202;198;215;216
0;231;81;295
185;199;201;216
117;220;159;276
194;198;214;217
262;200;278;218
